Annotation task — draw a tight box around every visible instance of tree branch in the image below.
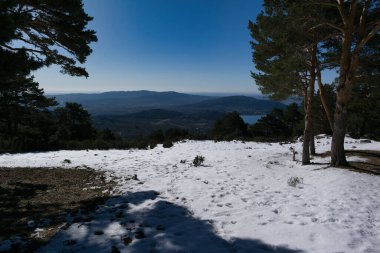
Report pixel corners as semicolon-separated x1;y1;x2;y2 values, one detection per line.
354;21;380;55
358;0;371;39
0;43;44;54
334;0;348;26
310;22;344;33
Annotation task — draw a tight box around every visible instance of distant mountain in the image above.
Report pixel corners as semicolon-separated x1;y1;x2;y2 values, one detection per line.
52;91;212;115
52;91;285;116
52;91;286;138
177;96;286;114
125;109;183;119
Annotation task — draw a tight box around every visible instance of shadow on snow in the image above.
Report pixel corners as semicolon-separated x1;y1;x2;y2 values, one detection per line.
39;190;303;253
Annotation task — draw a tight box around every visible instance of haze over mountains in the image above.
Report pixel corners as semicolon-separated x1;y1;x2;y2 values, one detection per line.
52;91;286;138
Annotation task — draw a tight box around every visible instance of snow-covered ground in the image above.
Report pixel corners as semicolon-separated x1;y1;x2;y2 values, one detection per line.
0;136;379;253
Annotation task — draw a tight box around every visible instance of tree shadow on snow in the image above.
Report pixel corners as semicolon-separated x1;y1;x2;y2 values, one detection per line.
38;190;304;253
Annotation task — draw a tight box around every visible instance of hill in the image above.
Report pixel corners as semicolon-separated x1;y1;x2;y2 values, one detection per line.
52;91;212;115
52;91;285;115
178;95;285;114
52;91;286;137
93;109;225;138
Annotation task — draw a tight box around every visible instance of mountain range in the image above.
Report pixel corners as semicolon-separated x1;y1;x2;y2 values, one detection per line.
52;90;285;116
50;91;285;137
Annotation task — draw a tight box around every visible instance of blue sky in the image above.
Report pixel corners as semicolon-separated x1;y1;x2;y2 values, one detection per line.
36;0;335;94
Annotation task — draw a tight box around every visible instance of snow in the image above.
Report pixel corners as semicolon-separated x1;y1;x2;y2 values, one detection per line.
0;136;379;253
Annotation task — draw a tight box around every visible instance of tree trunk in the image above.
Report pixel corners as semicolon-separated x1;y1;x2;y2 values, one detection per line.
302;46;317;165
360;119;366;137
302;89;310;165
330;1;380;166
331;57;359;166
331;93;349;166
310;120;316;155
331;14;361;166
316;60;333;132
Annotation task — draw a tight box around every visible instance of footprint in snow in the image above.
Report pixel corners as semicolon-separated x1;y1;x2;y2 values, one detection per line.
241;198;248;203
308;233;317;242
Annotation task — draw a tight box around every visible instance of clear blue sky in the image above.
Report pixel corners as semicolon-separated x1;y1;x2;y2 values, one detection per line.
36;0;335;94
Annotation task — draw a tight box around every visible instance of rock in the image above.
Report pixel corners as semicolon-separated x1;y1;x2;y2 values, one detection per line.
111;246;120;253
83;216;93;222
134;228;146;239
360;139;371;143
115;211;124;218
122;236;133;245
94;229;104;235
65;239;77;246
118;203;129;209
156;225;165;231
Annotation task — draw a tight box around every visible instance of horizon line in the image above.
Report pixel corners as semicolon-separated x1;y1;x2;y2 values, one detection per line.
45;89;265;96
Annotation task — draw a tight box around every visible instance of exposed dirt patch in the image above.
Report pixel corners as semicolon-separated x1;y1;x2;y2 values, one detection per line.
0;167;117;252
315;150;380;174
346;150;380;174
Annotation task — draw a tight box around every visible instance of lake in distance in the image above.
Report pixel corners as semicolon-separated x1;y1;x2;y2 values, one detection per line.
240;115;263;125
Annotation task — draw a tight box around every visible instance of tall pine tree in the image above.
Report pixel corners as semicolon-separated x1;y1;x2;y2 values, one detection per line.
249;0;333;164
0;49;57;151
310;0;380;166
0;0;97;77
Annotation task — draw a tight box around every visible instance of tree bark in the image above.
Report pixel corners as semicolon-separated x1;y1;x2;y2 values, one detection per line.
302;46;317;165
310;120;316;155
316;60;333;131
331;93;349;166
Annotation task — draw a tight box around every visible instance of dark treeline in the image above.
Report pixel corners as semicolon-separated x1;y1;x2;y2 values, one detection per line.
1;81;379;153
0;99;204;153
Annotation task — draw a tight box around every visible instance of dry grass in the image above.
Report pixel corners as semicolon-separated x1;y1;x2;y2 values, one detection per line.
0;167;117;252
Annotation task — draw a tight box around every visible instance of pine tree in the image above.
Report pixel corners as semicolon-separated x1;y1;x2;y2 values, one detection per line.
212;112;247;140
53;102;96;141
0;0;97;77
0;49;57;151
250;0;379;166
309;0;380;166
0;0;98;152
249;0;332;164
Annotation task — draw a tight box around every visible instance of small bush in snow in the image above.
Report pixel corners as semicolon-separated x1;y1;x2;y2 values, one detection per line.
287;177;303;187
193;155;205;167
180;160;186;164
163;141;173;148
63;159;71;164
